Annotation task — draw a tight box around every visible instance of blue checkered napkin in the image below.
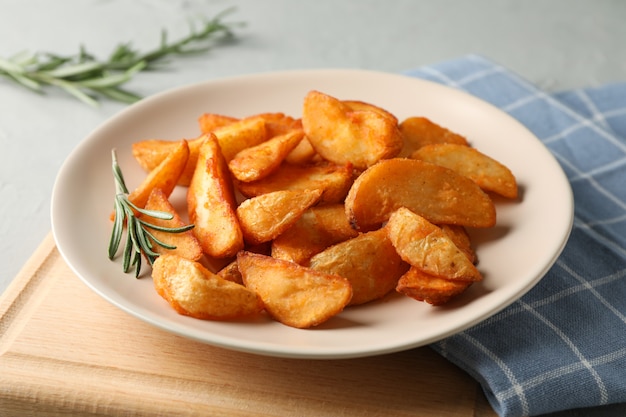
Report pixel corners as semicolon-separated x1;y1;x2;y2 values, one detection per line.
404;56;626;417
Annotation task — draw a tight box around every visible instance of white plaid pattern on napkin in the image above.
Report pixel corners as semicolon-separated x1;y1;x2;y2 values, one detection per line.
404;55;626;417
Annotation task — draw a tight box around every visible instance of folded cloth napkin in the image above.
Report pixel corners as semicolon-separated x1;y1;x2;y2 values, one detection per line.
404;55;626;417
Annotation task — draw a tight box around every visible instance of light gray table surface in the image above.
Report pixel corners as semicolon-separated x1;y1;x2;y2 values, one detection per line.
1;1;625;416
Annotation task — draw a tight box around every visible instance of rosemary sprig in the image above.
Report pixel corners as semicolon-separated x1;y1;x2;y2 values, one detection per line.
0;8;239;106
108;149;194;278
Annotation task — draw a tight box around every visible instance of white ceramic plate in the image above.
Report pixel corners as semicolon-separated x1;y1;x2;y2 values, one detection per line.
51;69;573;359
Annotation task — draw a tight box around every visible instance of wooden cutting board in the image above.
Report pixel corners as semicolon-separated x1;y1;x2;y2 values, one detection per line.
0;233;497;417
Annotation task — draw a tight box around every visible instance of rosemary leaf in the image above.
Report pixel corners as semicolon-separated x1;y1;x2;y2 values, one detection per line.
42;61;103;78
143;228;178;251
0;57;26;74
94;87;142;104
5;71;42;91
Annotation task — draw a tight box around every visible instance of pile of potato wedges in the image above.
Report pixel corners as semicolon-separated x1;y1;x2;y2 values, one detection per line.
115;90;518;329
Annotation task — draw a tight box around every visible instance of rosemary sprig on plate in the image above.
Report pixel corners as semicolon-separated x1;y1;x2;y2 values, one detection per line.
0;8;239;106
108;149;194;278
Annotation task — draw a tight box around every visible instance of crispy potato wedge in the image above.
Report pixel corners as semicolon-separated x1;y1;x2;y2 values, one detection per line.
132;136;203;187
180;137;206;186
271;204;359;265
187;134;244;258
217;260;244;285
397;117;469;157
345;158;496;231
439;224;477;264
385;207;482;282
152;254;262;320
309;228;409;305
236;162;354;205
127;139;189;210
132;139;174;173
302;90;403;169
396;267;472;306
141;188;203;261
228;129;305;182
237;251;352;328
198;113;239;134
285;136;318;165
236;188;323;245
411;143;518;199
251;112;302;138
213;116;268;162
342;100;398;124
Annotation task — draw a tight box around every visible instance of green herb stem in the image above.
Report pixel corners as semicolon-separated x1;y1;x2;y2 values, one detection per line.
108;149;194;277
0;8;239;106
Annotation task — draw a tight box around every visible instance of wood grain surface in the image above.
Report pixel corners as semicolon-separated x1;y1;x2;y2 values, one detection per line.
0;234;498;417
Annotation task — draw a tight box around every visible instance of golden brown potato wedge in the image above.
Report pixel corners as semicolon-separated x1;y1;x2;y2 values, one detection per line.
397;117;470;157
132;139;174;174
396;267;472;306
309;228;409;305
152;254;262;320
132;136;203;187
411;143;518;199
236;162;354;205
385;207;482;282
228;129;305;182
271;204;359;265
302;90;403;169
439;224;477;265
141;188;203;261
198;113;239;134
285;136;318;165
345;158;496;231
127;139;189;210
251;112;302;138
217;260;244;285
212;116;269;162
342;100;398;124
187;134;244;258
238;251;352;328
236;188;323;245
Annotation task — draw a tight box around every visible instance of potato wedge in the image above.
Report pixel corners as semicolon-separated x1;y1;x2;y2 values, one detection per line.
217;260;244;285
132;136;203;187
396;267;472;306
236;188;323;245
152;254;262;320
385;207;482;282
213;116;268;162
271;204;359;265
141;188;203;261
236;162;354;205
228;129;305;182
342;100;398;124
198;113;239;133
187;134;244;258
439;224;477;264
302;90;403;169
285;136;318;165
238;251;352;328
127;139;189;210
345;158;496;231
309;228;409;305
251;112;302;138
398;117;469;157
411;143;518;199
132;139;175;174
